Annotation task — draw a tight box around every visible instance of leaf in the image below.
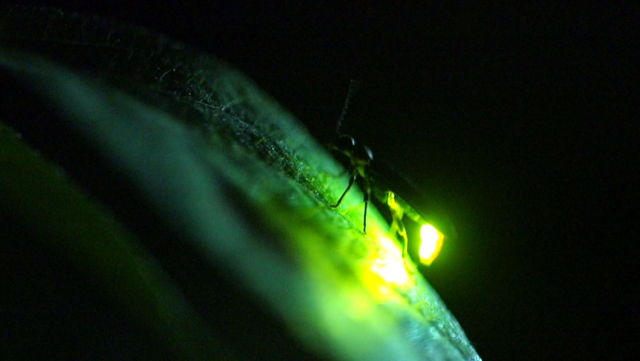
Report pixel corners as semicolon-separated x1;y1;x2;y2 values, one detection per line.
0;6;480;360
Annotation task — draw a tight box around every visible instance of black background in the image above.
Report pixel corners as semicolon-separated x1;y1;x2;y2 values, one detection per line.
7;1;639;359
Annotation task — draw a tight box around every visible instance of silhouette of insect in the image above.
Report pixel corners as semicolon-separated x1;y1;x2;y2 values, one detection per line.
328;81;453;265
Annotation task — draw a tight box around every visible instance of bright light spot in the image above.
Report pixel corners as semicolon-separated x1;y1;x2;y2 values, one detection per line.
370;257;410;286
419;224;444;266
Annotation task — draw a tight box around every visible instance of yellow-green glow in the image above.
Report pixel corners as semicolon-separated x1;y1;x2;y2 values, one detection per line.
364;229;412;290
419;224;444;266
370;257;410;286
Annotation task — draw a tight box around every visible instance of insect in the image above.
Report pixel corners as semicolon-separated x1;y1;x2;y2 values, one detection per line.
328;81;453;266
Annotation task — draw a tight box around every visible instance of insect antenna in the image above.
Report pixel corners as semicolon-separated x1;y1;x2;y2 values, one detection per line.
336;79;359;135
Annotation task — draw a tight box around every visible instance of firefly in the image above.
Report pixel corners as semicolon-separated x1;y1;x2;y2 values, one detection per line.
328;81;453;266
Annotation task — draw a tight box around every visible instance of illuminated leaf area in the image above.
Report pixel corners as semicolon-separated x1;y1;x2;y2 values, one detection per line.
324;184;412;289
366;228;412;287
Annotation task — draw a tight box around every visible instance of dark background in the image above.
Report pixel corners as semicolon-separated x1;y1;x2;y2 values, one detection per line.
8;1;639;359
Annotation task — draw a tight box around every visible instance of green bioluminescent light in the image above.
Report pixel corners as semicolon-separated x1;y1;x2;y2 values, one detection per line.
419;224;444;266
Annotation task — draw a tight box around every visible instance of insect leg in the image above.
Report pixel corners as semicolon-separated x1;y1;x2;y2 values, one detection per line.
398;220;408;260
332;169;358;208
386;192;409;260
362;177;371;234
